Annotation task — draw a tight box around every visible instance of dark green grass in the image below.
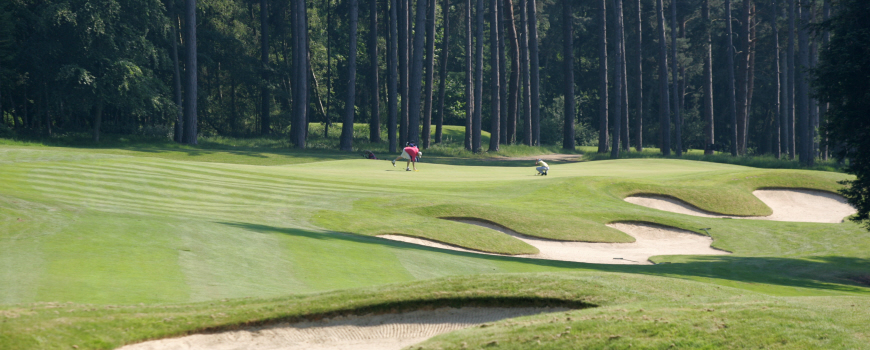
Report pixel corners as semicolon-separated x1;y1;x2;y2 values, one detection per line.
1;273;867;350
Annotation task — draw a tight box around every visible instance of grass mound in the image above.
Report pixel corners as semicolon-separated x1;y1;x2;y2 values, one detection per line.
0;139;868;349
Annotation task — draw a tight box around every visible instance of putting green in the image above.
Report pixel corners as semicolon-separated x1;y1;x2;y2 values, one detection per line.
0;146;867;308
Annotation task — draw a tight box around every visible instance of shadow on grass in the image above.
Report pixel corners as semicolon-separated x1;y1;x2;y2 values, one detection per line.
220;222;870;295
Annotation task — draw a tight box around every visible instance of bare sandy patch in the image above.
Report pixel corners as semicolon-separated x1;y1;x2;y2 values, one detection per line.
381;220;728;265
116;307;560;350
625;189;856;223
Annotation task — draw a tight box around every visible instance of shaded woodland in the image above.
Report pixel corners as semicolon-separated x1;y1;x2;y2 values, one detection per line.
0;0;840;164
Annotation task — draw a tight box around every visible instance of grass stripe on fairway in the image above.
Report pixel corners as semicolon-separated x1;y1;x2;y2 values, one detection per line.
1;145;868;308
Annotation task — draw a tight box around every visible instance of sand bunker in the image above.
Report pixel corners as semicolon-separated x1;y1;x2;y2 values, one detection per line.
381;220;728;265
625;189;856;223
116;307;560;350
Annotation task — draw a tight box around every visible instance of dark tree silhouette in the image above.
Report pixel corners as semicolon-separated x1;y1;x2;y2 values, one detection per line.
504;0;519;145
612;0;625;159
473;0;483;152
422;0;436;148
169;0;183;143
489;0;500;152
655;0;670;155
407;0;428;144
389;0;399;152
340;0;360;151
562;0;573;150
635;0;643;152
292;0;309;148
528;0;540;144
772;0;782;159
702;0;713;155
497;0;507;145
787;0;795;159
435;0;450;144
597;0;608;153
465;0;474;150
725;0;737;156
399;0;409;145
797;0;810;165
183;0;198;145
261;0;270;135
671;0;680;156
370;0;381;143
519;0;531;146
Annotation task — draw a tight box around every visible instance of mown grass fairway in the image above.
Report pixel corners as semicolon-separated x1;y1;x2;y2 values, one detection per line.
1;140;869;349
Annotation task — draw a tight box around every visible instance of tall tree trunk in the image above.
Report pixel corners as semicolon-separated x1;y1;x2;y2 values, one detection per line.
725;0;737;156
735;0;750;155
787;0;795;159
810;38;818;160
773;0;781;159
745;9;756;153
465;0;473;150
170;6;183;143
504;0;519;145
519;0;531;146
435;0;450;144
422;0;436;148
183;0;198;145
496;0;507;144
780;50;789;158
655;0;670;155
408;0;428;144
528;0;540;145
473;0;483;152
621;41;629;152
797;0;810;165
261;0;271;135
562;0;574;150
635;0;643;152
671;0;680;156
293;0;309;148
389;0;399;152
370;0;381;142
702;0;714;154
497;0;507;145
820;0;830;160
597;0;609;153
340;0;360;151
326;0;333;138
612;0;625;158
489;0;501;152
399;0;409;145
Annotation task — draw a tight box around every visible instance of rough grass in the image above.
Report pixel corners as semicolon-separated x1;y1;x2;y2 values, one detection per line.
1;273;867;350
1;135;868;350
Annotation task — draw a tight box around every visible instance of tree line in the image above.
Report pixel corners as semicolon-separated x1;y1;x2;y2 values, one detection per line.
0;0;841;164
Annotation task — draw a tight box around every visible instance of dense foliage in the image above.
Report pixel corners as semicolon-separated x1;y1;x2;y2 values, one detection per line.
814;0;870;229
0;0;838;157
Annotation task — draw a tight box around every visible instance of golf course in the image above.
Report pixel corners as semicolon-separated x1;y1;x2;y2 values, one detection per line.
1;131;868;349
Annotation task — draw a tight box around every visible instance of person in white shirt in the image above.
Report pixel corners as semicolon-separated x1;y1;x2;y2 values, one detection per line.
535;159;549;176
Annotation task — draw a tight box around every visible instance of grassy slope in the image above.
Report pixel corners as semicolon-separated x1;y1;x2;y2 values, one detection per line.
1;274;867;349
0;141;868;349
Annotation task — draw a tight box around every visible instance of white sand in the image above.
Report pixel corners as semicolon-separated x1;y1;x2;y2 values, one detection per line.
116;307;560;350
381;220;729;265
625;189;856;223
